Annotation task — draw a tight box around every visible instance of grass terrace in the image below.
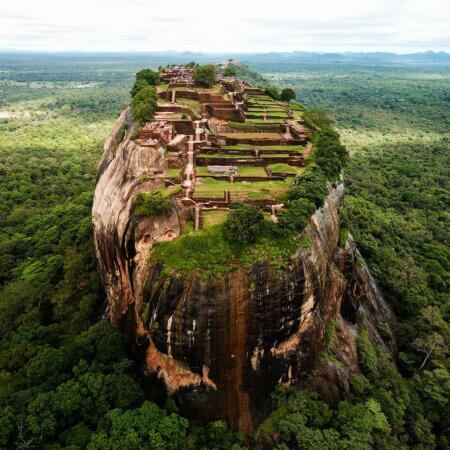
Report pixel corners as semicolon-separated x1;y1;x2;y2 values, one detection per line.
259;148;304;154
247;98;281;106
227;122;282;132
254;101;281;105
268;111;289;117
166;168;182;178
194;177;292;200
245;118;285;124
247;106;286;112
244;111;288;119
172;85;223;93
261;153;290;158
149;222;304;279
196;153;255;159
196;166;268;177
140;184;181;199
268;163;305;176
202;209;229;228
196;166;226;176
172;87;193;92
175;98;201;117
247;94;273;99
157;82;169;90
292;110;304;120
196;85;223;93
220;144;304;151
218;132;282;139
155;111;185;120
235;166;268;177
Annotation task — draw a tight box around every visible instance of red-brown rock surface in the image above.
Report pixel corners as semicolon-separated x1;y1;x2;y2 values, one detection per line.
92;110;396;433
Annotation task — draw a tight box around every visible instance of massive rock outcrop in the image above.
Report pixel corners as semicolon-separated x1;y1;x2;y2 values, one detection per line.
92;110;396;433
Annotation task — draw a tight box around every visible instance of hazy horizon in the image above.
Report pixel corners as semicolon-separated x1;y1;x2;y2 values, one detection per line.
0;49;449;56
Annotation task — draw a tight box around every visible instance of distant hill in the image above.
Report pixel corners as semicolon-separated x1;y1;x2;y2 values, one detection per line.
235;51;450;66
1;51;449;68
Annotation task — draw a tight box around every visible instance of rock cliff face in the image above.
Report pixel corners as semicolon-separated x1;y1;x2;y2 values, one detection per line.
92;111;396;433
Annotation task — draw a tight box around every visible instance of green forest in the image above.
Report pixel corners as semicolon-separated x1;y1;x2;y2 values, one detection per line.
0;54;448;449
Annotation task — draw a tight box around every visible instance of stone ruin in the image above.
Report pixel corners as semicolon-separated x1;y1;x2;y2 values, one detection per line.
134;65;312;229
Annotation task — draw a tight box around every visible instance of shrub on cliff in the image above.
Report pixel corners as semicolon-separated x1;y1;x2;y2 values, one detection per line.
278;198;316;232
280;88;296;103
223;203;264;244
313;129;348;180
287;164;328;208
194;65;216;88
131;86;158;125
130;78;151;98
135;68;160;86
265;85;280;100
223;65;237;77
303;108;333;129
134;192;172;217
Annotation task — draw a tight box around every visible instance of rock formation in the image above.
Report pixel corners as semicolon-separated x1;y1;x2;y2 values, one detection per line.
92;69;396;433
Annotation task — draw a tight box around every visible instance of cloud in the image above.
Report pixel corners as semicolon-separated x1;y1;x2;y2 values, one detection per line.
0;0;449;52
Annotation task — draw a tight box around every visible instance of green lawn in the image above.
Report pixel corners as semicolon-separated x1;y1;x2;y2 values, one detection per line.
245;118;284;124
166;167;181;177
244;112;266;118
267;112;289;118
262;153;290;158
197;152;293;160
173;84;222;93
196;166;213;176
149;219;309;279
218;132;282;139
175;98;201;117
221;144;304;151
173;87;195;92
258;152;296;156
246;110;288;117
194;177;292;200
196;153;253;159
247;99;282;106
247;95;273;101
220;144;256;149
236;166;267;177
268;163;304;176
228;122;281;132
247;107;286;112
155;185;181;198
151;221;302;278
202;209;229;228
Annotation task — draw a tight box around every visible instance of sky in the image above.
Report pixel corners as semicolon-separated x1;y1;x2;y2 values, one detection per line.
1;0;449;53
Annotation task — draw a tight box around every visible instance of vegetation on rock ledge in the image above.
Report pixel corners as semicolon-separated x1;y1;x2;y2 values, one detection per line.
134;192;173;217
130;69;159;125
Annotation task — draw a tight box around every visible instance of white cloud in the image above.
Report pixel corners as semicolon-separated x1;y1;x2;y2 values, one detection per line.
0;0;449;52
